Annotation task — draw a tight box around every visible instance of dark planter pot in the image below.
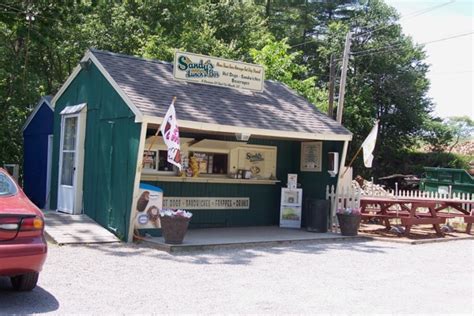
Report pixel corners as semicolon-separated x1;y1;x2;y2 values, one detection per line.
160;215;191;244
337;213;361;236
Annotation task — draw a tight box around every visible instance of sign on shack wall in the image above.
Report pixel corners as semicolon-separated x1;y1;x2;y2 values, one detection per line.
173;51;264;92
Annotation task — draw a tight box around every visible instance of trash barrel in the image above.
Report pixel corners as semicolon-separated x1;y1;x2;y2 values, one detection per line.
304;199;329;233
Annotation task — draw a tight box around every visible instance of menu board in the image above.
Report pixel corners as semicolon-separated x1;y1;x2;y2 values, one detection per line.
300;142;322;172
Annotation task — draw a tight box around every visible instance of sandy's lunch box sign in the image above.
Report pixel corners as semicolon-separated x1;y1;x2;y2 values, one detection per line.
173;51;264;92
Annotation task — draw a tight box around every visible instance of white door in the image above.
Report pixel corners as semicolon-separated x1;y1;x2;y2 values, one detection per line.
58;115;79;214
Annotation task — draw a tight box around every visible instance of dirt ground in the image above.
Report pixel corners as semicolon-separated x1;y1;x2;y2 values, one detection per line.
358;221;473;243
0;239;473;314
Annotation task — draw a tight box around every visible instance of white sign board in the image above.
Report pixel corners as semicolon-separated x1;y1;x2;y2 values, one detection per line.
163;197;250;210
287;174;298;189
280;188;303;228
173;51;264;92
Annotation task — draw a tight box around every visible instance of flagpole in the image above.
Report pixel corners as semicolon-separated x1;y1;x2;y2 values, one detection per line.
340;146;362;178
144;96;177;162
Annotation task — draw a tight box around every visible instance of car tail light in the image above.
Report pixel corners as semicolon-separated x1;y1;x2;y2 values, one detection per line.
20;216;44;231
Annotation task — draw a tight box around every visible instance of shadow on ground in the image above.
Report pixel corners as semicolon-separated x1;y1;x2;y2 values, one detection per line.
0;277;59;313
69;238;394;266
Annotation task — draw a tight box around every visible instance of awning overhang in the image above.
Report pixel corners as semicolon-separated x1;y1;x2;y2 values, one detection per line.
60;103;87;115
143;115;352;142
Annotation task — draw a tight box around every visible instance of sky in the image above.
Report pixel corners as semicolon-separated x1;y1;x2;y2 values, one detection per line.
385;0;473;119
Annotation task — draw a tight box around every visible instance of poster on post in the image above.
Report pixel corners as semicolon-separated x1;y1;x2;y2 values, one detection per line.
134;183;163;230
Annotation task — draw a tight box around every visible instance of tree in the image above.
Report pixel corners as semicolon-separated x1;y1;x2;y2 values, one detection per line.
421;117;454;152
0;0;449;179
264;0;433;177
445;116;474;153
250;39;327;109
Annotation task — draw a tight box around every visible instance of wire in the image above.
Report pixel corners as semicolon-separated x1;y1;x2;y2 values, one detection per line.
350;31;474;57
290;0;455;49
354;0;455;38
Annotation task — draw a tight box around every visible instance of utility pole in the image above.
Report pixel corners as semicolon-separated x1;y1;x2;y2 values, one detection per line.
327;54;336;118
336;31;352;124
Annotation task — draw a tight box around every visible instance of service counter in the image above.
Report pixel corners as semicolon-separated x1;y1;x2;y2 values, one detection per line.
141;174;280;185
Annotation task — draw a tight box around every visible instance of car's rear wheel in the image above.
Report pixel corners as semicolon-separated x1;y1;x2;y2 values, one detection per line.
10;272;39;291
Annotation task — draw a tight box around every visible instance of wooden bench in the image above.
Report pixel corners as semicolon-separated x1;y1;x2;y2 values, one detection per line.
361;213;400;219
401;217;446;225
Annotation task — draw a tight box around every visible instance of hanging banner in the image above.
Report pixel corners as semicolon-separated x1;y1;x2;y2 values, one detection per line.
160;97;182;170
173;51;264;92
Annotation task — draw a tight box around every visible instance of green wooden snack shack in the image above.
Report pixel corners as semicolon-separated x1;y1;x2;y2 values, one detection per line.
49;49;352;241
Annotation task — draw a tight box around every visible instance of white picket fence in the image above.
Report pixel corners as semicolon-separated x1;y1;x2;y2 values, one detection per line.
326;185;361;211
326;185;473;214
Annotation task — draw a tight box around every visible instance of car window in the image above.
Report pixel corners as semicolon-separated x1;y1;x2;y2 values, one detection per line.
0;171;17;196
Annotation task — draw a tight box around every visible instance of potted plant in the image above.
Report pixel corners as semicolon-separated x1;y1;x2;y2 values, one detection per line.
159;209;193;244
336;207;361;236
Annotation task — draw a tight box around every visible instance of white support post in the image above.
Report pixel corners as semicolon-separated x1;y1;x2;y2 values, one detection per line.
127;121;149;242
331;140;350;232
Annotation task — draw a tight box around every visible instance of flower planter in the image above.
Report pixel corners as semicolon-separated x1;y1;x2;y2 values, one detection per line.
337;213;361;236
160;215;191;244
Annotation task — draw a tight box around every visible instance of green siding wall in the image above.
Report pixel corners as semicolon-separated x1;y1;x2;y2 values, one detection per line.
144;135;343;229
50;64;141;240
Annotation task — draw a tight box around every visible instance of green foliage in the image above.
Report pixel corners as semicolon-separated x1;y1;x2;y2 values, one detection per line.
369;149;470;177
446;116;474;140
0;0;464;179
421;117;455;153
250;39;327;108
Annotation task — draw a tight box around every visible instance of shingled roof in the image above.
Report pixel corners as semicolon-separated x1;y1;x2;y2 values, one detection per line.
82;49;351;140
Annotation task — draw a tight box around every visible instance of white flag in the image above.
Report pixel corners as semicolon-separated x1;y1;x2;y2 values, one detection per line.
160;97;182;171
361;120;379;168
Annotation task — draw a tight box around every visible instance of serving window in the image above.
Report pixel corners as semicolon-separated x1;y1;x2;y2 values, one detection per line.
143;149;177;173
192;152;228;175
141;136;278;183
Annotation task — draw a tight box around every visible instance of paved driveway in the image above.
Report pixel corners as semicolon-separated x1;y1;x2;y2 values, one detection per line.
1;240;472;314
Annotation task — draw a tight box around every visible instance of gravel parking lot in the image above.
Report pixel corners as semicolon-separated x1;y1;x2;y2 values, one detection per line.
0;239;472;314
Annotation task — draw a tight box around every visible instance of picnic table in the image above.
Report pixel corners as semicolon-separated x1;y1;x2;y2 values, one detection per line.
360;196;474;236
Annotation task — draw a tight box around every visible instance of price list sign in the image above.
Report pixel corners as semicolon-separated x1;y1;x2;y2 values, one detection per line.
300;142;322;172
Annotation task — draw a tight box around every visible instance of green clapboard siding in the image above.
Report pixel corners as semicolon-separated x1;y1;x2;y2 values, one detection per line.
144;135;343;229
50;63;141;240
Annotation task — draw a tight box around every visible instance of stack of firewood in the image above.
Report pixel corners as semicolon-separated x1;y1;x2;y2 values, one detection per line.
352;176;392;196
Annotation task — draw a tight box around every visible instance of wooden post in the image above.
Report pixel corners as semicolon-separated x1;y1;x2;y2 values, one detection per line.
328;54;336;118
127;121;148;242
341;145;362;178
336;31;352;124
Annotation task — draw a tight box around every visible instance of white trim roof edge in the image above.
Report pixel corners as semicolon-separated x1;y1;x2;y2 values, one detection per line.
22;96;54;132
60;103;87;115
143;115;352;142
50;50;143;123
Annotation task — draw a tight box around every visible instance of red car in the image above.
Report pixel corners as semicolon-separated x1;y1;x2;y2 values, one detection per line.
0;168;47;291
